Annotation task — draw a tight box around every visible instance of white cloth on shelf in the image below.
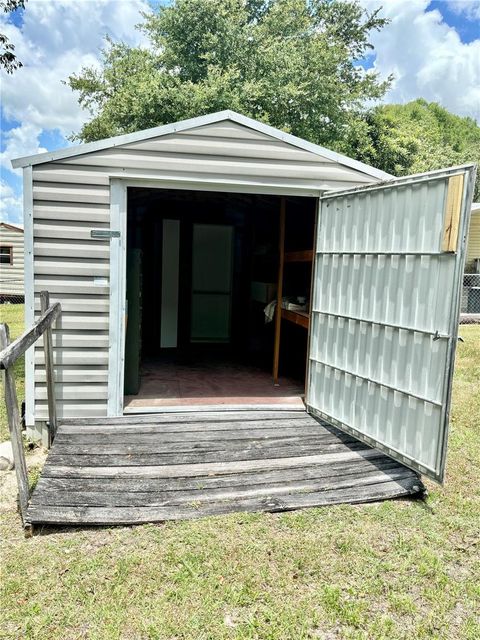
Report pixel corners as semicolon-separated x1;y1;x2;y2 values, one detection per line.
264;300;276;323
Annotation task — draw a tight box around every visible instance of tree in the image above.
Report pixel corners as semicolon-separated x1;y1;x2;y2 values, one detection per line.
1;0;26;73
68;0;390;151
352;99;480;199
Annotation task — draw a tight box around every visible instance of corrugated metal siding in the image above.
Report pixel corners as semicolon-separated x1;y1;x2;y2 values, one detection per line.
60;121;376;189
0;226;24;295
31;180;110;420
466;213;480;266
31;118;381;421
307;172;470;480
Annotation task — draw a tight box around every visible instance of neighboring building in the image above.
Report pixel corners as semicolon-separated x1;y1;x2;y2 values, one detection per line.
0;222;24;301
466;202;480;272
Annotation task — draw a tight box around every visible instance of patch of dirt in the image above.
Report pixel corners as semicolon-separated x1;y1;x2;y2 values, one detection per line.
0;447;47;512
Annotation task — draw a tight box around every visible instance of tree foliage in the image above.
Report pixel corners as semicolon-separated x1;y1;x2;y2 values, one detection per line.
68;0;390;151
67;1;479;198
0;0;25;73
353;99;480;199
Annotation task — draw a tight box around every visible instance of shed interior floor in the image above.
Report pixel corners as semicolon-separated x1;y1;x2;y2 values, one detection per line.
124;352;305;410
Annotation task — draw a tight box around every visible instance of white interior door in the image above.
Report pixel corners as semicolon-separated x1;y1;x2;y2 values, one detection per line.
307;165;476;482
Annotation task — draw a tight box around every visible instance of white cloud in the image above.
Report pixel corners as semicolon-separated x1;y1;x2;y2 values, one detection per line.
1;123;47;175
446;0;480;21
0;180;23;224
361;0;480;121
1;0;150;165
0;0;150;223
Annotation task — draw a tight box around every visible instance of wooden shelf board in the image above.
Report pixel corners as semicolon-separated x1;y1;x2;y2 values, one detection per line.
284;249;313;263
281;308;310;329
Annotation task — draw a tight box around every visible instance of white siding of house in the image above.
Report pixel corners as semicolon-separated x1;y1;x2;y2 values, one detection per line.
30;118;382;422
0;224;24;296
466;212;480;268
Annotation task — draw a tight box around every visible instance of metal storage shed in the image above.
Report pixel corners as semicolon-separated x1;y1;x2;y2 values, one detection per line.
11;110;475;492
11;111;391;427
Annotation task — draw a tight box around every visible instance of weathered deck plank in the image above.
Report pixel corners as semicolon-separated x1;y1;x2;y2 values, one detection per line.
35;456;401;493
27;478;421;525
46;441;371;467
33;468;416;507
54;423;336;442
58;410;306;427
27;410;423;526
52;433;361;455
40;448;387;478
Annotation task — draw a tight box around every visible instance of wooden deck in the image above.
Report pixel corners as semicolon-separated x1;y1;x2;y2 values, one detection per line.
27;410;424;526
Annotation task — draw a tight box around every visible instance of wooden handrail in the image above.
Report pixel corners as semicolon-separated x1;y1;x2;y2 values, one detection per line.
0;291;61;526
0;301;60;370
0;323;30;523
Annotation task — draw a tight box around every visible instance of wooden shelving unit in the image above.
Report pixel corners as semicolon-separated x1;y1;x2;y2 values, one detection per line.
281;308;309;329
272;199;313;384
284;249;313;263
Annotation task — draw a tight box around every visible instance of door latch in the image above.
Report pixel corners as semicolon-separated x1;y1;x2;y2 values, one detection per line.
432;330;449;341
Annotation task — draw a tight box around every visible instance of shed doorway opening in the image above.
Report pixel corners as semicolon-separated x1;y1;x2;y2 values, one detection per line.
123;187;316;410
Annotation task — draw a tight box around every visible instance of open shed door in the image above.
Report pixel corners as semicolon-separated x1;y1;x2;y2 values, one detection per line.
307;165;476;482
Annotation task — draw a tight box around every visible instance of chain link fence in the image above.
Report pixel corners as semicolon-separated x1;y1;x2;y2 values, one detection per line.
0;279;25;354
0;279;25;306
461;273;480;324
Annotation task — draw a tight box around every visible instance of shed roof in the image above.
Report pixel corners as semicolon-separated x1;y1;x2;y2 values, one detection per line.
11;110;392;181
0;222;24;233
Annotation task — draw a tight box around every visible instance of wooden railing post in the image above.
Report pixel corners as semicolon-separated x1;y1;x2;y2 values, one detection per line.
40;291;57;445
0;323;30;522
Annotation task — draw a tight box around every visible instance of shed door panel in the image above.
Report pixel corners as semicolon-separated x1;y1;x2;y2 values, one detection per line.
307;166;475;482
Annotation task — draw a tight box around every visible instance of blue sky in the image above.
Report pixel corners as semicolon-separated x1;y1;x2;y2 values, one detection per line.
1;0;479;225
428;0;480;42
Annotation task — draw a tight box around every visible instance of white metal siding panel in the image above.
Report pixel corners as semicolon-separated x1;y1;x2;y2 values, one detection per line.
182;120;279;141
34;240;109;260
33;165;111;186
34;220;109;241
35;368;108;383
0;226;24;295
35;383;108;401
36;331;109;348
31;117;382;422
130;134;329;162
32;175;110;420
34;201;110;223
34;293;110;313
307;167;475;482
35;401;109;418
35;349;109;366
34;276;109;296
33;182;110;204
62;148;374;187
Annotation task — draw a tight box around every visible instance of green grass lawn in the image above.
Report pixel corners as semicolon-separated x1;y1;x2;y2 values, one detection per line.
0;304;25;442
0;320;478;639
